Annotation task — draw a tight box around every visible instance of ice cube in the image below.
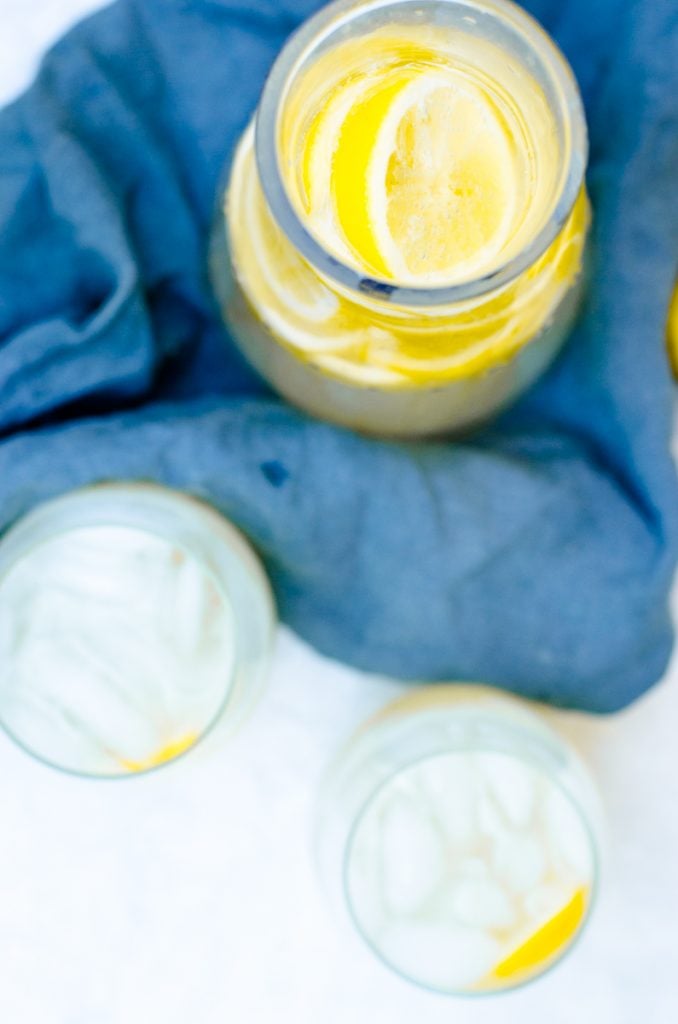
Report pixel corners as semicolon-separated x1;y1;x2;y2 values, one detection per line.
458;856;490;880
420;753;477;847
446;877;516;930
544;787;593;878
478;792;508;842
378;920;501;991
523;882;572;923
479;752;536;827
493;833;546;894
169;555;209;658
379;793;446;916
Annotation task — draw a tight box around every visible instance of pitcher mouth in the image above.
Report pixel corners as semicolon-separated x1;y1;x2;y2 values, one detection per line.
255;0;587;308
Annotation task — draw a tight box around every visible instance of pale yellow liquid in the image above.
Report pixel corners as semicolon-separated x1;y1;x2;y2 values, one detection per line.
325;687;599;993
226;25;589;390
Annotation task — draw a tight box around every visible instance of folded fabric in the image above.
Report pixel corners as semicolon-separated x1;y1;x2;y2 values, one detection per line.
0;0;676;711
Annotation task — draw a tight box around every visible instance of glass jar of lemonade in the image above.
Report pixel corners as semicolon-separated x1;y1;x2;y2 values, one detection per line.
211;0;589;437
0;485;275;777
316;686;603;994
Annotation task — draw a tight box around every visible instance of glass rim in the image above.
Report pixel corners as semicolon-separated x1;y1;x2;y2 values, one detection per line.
0;482;276;781
341;741;602;997
255;0;588;307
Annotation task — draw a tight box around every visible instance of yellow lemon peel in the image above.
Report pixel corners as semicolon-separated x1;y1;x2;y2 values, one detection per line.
120;732;198;773
668;284;678;379
483;886;589;986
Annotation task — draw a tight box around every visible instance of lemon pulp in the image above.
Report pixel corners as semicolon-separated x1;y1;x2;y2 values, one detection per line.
120;732;198;773
227;25;588;388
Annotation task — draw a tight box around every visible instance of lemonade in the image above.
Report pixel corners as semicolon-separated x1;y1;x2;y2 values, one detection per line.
346;750;595;992
316;687;602;994
0;486;274;777
214;0;589;435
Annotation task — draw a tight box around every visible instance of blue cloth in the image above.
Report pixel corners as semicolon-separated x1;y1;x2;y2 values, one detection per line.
0;0;676;711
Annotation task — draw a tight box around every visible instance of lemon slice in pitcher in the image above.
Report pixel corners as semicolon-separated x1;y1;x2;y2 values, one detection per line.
668;283;678;378
325;68;520;284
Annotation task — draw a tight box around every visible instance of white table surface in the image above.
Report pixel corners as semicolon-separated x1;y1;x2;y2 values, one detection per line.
1;3;677;1021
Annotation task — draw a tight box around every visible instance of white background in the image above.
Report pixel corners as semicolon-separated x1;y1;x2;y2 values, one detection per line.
0;2;677;1021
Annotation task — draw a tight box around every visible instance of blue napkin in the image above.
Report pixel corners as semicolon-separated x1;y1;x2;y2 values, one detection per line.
0;0;676;711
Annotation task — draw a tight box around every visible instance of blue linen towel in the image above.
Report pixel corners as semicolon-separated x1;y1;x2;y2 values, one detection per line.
0;0;676;711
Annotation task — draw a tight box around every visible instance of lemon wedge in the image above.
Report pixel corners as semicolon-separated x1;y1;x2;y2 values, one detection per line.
484;886;588;987
668;283;678;378
120;732;198;773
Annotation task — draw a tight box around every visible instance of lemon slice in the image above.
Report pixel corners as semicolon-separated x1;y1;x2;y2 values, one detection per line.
230;127;350;354
483;886;588;987
329;69;519;284
313;352;405;385
246;159;339;326
302;75;372;215
668;283;678;378
120;732;198;773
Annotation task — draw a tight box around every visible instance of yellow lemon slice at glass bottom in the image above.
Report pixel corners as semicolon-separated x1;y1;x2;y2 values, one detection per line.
329;69;519;284
668;283;678;378
481;885;589;988
119;732;198;773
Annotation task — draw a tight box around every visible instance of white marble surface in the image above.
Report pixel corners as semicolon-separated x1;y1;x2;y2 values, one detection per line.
0;2;677;1021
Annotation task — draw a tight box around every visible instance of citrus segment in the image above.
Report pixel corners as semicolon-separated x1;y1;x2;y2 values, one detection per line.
486;885;588;985
668;283;678;378
120;732;198;773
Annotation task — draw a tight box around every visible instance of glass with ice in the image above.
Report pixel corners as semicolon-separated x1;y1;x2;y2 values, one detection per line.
316;686;602;993
0;484;274;777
